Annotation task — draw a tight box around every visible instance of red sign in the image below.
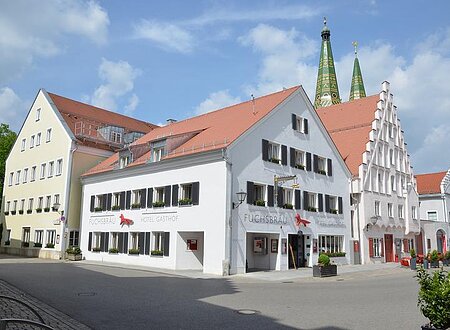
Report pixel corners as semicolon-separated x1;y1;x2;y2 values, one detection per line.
119;214;134;227
187;239;197;251
295;213;310;227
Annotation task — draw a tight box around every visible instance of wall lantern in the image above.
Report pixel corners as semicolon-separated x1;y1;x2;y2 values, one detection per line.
233;191;247;209
52;202;64;216
366;216;379;231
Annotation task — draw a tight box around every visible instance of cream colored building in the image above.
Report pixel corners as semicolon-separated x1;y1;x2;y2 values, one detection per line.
1;89;156;259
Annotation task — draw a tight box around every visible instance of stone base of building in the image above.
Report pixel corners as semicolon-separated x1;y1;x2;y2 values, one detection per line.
0;247;61;260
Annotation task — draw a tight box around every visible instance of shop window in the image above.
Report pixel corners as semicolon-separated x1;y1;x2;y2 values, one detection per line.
69;230;79;247
35;230;44;245
372;238;382;257
427;211;437;221
319;235;344;254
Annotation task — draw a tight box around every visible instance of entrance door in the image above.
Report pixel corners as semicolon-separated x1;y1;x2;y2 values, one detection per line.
416;232;424;255
288;234;305;268
297;234;305;267
384;234;394;262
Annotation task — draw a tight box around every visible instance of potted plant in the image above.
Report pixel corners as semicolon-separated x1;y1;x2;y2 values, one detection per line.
22;242;29;247
66;246;82;261
416;267;450;330
92;247;101;252
46;243;55;248
178;198;192;206
36;208;42;213
4;211;9;216
330;209;338;214
112;205;120;211
108;247;119;254
94;207;103;212
44;207;50;212
318;169;327;175
129;248;140;255
283;203;294;209
131;203;141;209
423;253;430;269
27;209;32;214
10;210;16;215
152;201;165;208
307;206;317;212
151;249;163;256
410;248;417;270
269;157;280;164
34;242;42;248
430;250;440;268
295;164;305;170
18;210;24;215
313;254;337;277
443;251;450;267
254;200;265;207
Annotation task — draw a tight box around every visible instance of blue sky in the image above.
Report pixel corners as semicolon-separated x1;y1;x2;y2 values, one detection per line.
1;0;450;173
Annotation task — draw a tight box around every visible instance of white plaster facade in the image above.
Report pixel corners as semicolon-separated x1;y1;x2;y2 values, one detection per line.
350;82;420;264
80;87;352;275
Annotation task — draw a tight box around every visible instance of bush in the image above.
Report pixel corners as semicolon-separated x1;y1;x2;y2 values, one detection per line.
322;252;346;258
410;248;416;258
318;254;330;266
416;267;450;329
430;250;439;262
445;251;450;260
66;246;82;255
152;201;165;208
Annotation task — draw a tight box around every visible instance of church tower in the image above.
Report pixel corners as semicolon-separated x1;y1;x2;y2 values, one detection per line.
314;18;341;108
349;41;366;101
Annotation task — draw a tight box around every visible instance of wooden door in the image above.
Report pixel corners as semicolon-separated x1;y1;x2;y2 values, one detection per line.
384;234;394;262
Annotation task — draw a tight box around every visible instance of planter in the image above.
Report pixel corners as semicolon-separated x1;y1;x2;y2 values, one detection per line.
152;201;165;208
36;208;42;213
178;199;192;206
295;164;305;170
131;204;141;209
112;205;120;211
313;264;337;277
34;243;42;248
44;207;50;212
67;254;82;261
254;200;265;207
27;209;32;214
410;257;417;270
151;250;163;256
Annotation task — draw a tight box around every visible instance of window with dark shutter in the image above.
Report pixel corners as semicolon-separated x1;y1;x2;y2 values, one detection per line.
100;232;106;252
290;148;296;167
306;153;312;171
192;182;200;205
118;233;124;253
107;193;112;210
303;191;309;210
172;185;179;206
292;114;297;130
369;238;374;257
325;195;330;213
338;197;343;214
295;190;301;210
262;139;269;161
140;189;147;208
247;181;254;205
318;193;323;212
303;118;308;134
380;238;384;257
327;159;333;176
313;154;319;173
163;232;170;256
139;232;145;255
145;232;151;255
102;194;107;211
123;233;129;254
125;191;131;209
104;232;109;252
120;191;125;210
147;188;153;208
88;232;92;251
267;185;274;207
281;145;287;165
164;185;171;207
277;186;283;207
90;196;95;212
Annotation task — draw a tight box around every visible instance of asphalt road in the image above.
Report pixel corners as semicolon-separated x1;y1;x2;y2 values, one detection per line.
0;257;427;330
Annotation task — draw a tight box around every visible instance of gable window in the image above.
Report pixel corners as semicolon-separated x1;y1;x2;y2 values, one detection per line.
292;114;308;134
427;211;437;221
152;147;164;162
110;131;122;143
36;108;41;121
30;135;35;148
36;132;41;146
8;172;13;186
46;128;52;143
268;142;280;163
388;203;393;217
375;201;380;216
31;166;36;181
398;204;404;219
40;163;46;179
56;159;63;176
23;168;28;183
21;138;26;151
48;161;54;177
15;170;21;185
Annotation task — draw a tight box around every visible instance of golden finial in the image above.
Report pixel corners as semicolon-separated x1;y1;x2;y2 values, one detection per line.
352;41;358;56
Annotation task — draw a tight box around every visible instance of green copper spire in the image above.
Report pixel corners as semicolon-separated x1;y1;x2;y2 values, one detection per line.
314;17;341;108
349;41;366;101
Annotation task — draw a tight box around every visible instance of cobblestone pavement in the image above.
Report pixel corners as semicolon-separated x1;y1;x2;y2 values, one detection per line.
0;280;90;330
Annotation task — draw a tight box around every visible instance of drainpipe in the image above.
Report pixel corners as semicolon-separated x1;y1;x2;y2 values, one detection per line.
222;148;233;275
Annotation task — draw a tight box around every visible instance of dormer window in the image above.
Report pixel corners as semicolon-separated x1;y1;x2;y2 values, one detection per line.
119;155;131;169
111;131;122;143
152;147;164;162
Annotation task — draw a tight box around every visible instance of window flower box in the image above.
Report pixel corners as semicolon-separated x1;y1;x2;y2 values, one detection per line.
27;209;32;214
307;206;317;212
18;210;24;215
10;211;16;215
151;250;163;256
330;209;338;214
131;203;141;209
92;247;101;252
4;211;9;216
35;208;42;213
44;207;50;212
254;200;266;207
283;203;294;209
112;205;120;211
108;248;119;254
94;207;103;212
152;201;165;208
129;248;140;255
46;243;55;248
22;242;29;247
34;243;42;248
269;158;280;164
5;241;10;246
295;164;305;170
178;198;192;206
318;170;327;175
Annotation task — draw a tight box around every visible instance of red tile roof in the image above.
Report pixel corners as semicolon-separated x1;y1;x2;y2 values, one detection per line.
84;86;300;176
316;95;380;176
415;171;446;195
47;92;157;150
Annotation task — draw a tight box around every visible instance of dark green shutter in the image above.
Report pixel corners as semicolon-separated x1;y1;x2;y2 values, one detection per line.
139;232;145;255
119;191;125;209
163;232;170;256
100;232;106;251
123;233;128;254
104;233;109;251
292;114;297;130
281;145;287;165
172;185;179;206
306;153;311;171
107;193;112;210
327;159;332;176
325;195;330;213
304;118;308;134
267;185;274;207
338;197;343;214
144;232;150;255
313;154;319;173
102;194;107;211
246;181;254;205
125;191;131;209
277;187;283;207
88;232;92;251
318;194;323;212
303;191;309;210
147;188;153;208
295;190;301;210
140;189;146;208
90;196;95;212
192;182;200;205
290;148;296;167
262;139;269;161
118;233;124;253
164;186;171;207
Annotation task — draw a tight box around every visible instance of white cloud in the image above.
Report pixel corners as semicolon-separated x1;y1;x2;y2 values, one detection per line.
133;20;194;53
0;87;29;131
124;94;139;115
195;90;241;115
0;0;109;83
238;24;318;98
91;58;141;113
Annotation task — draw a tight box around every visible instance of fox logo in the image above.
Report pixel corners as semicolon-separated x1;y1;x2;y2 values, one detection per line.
119;214;134;227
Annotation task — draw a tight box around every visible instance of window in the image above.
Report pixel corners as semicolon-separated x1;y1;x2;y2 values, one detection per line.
95;195;103;210
154;187;165;203
294;149;305;169
375;201;380;216
119;155;131;169
37;197;43;209
112;193;121;209
48;161;54;177
391;175;396;192
69;231;80;247
317;156;327;174
427;211;437;221
30;135;35;148
110;131;122;143
132;190;141;208
6;201;10;213
20;199;25;212
21;138;26;151
282;188;293;208
372;238;382;257
180;183;192;201
54;194;60;207
130;232;139;250
389;149;394;165
23;168;28;183
46;128;52;143
398;204;404;219
35;230;44;245
254;184;266;206
15;170;21;185
110;232;119;250
40;163;46;179
153;232;166;252
22;227;30;245
36;108;41;121
6;229;11;243
152;147;164;162
45;196;51;210
93;232;101;249
56;159;63;176
268;142;280;162
12;200;17;212
308;193;317;210
295;116;307;133
28;198;33;212
46;230;56;246
31;166;36;181
318;235;344;253
328;195;338;213
412;206;417;220
36;132;41;146
388;203;393;217
8;172;13;186
378;173;383;193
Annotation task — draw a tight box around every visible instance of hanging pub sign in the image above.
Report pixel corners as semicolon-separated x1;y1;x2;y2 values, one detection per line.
119;214;134;227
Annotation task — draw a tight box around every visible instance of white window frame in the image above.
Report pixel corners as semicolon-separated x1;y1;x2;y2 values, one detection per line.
46;128;52;143
30;135;35;148
180;183;193;201
254;183;266;205
427;211;437;221
308;193;317;210
35;230;44;245
112;193;121;209
119;155;131;169
45;195;52;209
12;200;17;212
317;156;327;174
130;232;139;250
388;203;393;217
36;132;41;146
282;188;293;207
412;206;417;220
375;201;380;216
28;198;34;212
154;187;165;203
36;108;41;121
48;161;54;177
31;166;36;182
15;170;21;185
398;204;404;219
329;195;338;213
373;238;382;257
295;116;306;133
93;232;101;249
20;199;25;212
318;235;344;254
54;194;60;206
268;142;280;162
21;138;26;151
8;172;13;186
37;197;43;209
132;190;141;207
295;149;305;169
152;147;164;162
110;232;119;250
56;159;63;176
22;227;30;244
153;232;164;251
23;168;28;183
46;230;56;246
6;201;10;213
40;163;46;179
69;230;80;247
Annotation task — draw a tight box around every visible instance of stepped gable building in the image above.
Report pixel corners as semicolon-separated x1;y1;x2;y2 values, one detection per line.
317;81;420;264
415;169;450;254
1;89;156;259
80;86;352;275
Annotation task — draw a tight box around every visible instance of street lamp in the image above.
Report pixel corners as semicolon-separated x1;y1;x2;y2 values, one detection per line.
53;202;66;260
233;191;247;209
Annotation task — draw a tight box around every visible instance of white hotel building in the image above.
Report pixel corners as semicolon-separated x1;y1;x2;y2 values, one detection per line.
80;86;352;275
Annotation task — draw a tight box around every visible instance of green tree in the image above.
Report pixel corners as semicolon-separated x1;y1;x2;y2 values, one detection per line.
0;124;17;203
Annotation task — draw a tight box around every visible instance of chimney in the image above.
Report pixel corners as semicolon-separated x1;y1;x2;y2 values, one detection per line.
166;118;177;125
